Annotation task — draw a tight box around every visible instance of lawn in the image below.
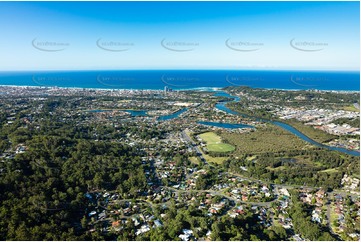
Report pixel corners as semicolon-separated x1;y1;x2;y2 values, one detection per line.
187;131;229;164
203;154;228;164
189;156;200;165
199;132;235;153
343;105;359;112
199;132;222;143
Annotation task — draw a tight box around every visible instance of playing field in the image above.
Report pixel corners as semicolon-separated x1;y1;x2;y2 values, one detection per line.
199;132;235;153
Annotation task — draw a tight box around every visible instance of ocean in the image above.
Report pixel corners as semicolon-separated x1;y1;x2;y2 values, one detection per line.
0;70;359;91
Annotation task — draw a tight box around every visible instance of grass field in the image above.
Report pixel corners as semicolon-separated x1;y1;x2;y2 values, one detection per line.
199;132;222;143
203;154;228;164
189;156;200;165
343;105;359;112
199;132;235;153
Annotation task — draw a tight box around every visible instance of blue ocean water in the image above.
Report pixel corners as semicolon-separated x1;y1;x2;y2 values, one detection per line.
0;70;359;91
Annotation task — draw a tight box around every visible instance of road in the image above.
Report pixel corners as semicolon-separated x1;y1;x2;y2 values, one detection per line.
182;129;208;164
227;171;359;199
162;185;275;208
182;129;325;194
325;197;342;240
326;201;332;231
180;130;360;207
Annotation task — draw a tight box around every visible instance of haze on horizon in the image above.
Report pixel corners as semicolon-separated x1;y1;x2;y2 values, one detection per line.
0;1;359;71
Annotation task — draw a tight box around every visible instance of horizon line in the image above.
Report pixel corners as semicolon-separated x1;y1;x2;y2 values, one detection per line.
0;69;359;73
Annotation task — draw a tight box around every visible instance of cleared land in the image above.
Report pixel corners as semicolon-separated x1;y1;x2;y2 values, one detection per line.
268;156;324;172
189;156;200;165
199;132;235;153
343;105;359;112
203;154;228;164
221;124;311;154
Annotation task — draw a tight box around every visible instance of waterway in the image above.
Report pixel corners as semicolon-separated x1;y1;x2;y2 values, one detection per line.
158;108;188;121
197;121;254;129
122;110;148;116
214;92;360;157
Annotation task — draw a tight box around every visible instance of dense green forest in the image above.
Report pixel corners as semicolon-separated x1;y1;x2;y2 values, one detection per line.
0;132;148;240
0;100;151;240
0;89;359;241
222;148;359;189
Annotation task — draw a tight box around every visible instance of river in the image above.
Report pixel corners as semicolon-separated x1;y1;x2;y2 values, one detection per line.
197;121;254;129
214;92;360;157
157;108;188;121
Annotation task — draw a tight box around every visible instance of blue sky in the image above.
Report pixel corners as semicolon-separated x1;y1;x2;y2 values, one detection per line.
0;1;359;71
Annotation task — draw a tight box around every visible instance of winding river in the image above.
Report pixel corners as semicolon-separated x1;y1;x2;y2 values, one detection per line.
158;108;188;121
197;121;254;129
214;92;360;157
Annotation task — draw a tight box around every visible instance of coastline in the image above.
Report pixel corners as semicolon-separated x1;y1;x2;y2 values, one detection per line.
0;69;359;92
0;84;359;93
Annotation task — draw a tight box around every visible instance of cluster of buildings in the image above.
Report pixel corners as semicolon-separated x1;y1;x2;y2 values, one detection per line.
297;186;360;240
276;107;359;136
299;188;326;224
274;188;293;229
0;85;182;99
220;178;274;203
327;138;360;151
317;123;359;136
341;174;360;193
331;194;360;240
85;192;163;236
1;86;360;241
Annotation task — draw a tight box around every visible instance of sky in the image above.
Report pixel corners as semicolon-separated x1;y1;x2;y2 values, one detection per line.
0;1;359;71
